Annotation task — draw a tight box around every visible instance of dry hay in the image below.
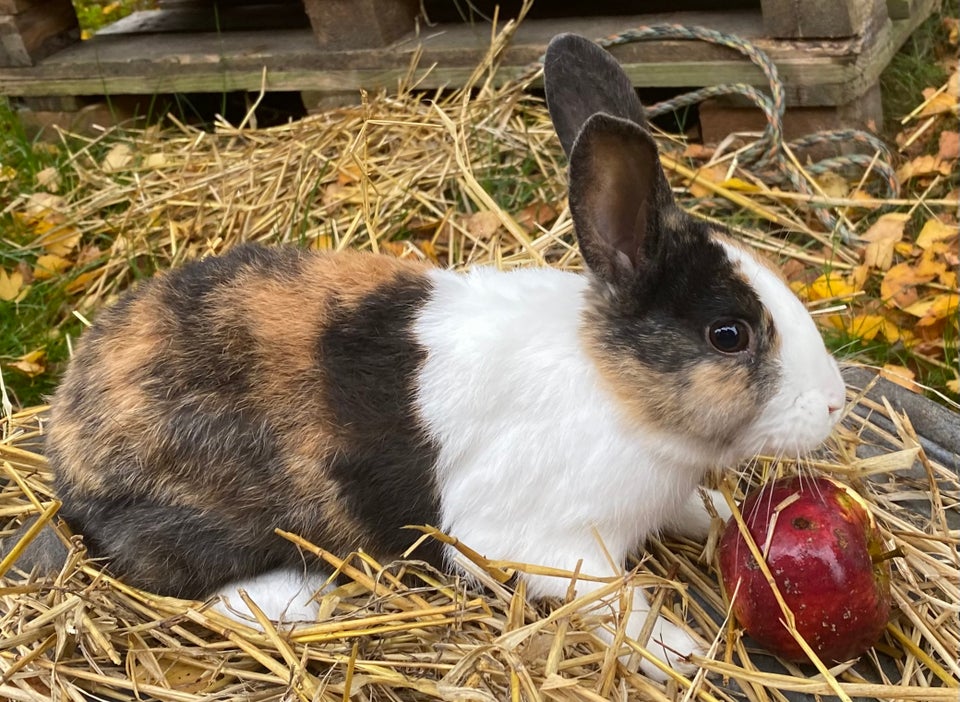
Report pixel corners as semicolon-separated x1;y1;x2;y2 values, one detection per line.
2;382;958;701
2;17;959;702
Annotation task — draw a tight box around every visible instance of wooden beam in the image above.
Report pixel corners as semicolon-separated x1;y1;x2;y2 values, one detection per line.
0;0;78;67
760;0;888;39
302;0;420;49
0;0;937;106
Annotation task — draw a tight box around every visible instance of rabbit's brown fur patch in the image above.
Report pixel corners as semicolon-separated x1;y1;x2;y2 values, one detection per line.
582;325;766;448
47;245;443;599
578;240;782;449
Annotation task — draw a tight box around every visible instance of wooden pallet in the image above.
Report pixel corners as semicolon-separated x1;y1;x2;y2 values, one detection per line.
0;0;941;134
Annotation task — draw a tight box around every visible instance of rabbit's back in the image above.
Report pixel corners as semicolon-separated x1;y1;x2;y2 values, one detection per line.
46;244;444;598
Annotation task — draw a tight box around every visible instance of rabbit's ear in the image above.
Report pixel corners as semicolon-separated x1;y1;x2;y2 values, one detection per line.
568;113;682;289
544;33;647;158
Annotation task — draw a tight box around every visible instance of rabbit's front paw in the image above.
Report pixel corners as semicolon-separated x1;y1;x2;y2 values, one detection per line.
636;617;703;681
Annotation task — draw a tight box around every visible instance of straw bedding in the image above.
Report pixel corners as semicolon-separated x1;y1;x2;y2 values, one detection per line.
2;19;959;702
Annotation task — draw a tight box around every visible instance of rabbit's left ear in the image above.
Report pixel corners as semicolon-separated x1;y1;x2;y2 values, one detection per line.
567;112;683;290
543;33;647;157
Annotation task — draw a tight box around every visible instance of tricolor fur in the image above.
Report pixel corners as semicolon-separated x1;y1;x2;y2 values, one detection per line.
37;34;845;681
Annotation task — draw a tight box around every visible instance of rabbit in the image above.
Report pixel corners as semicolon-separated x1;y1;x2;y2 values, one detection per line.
16;33;847;682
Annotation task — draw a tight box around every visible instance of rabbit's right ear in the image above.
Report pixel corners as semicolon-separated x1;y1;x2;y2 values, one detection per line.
543;33;647;157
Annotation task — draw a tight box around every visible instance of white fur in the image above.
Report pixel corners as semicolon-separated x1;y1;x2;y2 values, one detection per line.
720;243;845;457
410;260;841;679
413;266;735;678
415;267;718;574
212;568;329;627
207;250;839;677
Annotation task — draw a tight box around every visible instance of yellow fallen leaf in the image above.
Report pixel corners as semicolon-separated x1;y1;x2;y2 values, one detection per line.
947;378;959;395
897;154;953;182
916;218;957;249
918;90;957;118
64;270;101;295
419;240;440;264
914;247;948;279
879;318;912;344
846;314;885;341
8;349;46;378
903;297;937;317
908;293;959;327
880;364;918;392
825;313;845;331
36;225;82;257
939;130;959;161
893;241;915;257
945;16;959;45
939;269;957;288
380;241;408;258
0;268;28;302
849;189;880;210
860;213;908;270
916;261;948;283
805;272;858;301
33;254;72;281
850;263;870;290
881;262;935;309
688;165;727;199
816;171;850;200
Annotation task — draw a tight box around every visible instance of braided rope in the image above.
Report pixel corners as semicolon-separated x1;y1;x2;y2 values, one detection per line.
598;25;786;170
531;24;900;242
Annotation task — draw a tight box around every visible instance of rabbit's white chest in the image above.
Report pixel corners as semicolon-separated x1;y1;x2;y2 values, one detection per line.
412;267;714;586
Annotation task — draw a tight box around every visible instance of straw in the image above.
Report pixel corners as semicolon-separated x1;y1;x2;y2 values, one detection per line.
2;16;958;702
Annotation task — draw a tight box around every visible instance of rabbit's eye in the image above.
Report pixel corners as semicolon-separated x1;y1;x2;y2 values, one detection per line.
707;320;751;354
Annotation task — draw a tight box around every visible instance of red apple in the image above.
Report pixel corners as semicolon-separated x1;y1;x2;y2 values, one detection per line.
718;476;892;662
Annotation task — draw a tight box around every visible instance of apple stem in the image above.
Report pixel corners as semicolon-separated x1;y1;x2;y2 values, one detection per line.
871;547;905;564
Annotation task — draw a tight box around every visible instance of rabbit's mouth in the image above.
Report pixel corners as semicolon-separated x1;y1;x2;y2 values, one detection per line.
747;384;845;459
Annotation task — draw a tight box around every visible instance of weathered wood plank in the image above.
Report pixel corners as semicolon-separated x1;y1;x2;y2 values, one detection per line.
301;0;421;49
760;0;887;39
699;83;884;143
0;0;39;14
0;0;937;108
885;0;915;19
0;26;853;102
0;0;78;67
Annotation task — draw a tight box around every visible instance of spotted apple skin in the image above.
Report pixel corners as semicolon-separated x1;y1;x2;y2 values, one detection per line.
718;477;892;662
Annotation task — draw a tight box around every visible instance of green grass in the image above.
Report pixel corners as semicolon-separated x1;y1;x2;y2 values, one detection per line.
74;0;156;36
880;0;956;129
0;97;86;407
